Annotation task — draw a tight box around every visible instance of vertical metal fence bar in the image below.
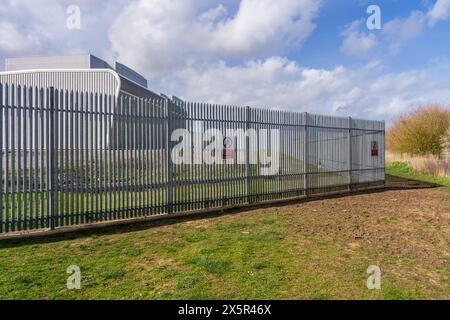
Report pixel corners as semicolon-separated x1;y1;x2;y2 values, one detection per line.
44;88;50;228
92;93;97;221
139;98;143;216
34;88;39;228
17;86;22;230
126;96;131;217
142;98;147;216
383;121;386;186
24;85;30;229
79;92;85;224
304;112;309;196
115;95;119;217
136;98;140;216
107;94;112;220
112;96;117;219
153;99;157;214
201;103;204;208
103;94;108;219
58;89;63;227
150;99;155;214
141;98;145;214
245;106;250;204
48;87;56;230
148;99;152;214
89;92;94;222
98;94;103;221
0;83;3;233
11;85;16;232
64;90;69;226
102;93;106;218
120;96;125;217
74;91;80;224
154;99;158;214
134;98;139;215
4;85;9;232
100;94;105;220
132;97;137;216
166;98;173;214
123;95;128;217
348;117;352;190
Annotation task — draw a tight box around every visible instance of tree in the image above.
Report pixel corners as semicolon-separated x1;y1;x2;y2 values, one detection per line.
387;105;450;156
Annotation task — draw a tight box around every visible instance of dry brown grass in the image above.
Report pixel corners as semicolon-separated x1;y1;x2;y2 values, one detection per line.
387;152;450;178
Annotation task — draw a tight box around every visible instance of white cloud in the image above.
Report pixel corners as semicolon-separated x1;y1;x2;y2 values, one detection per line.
427;0;450;26
342;1;450;57
0;20;41;54
210;0;321;55
383;11;427;53
109;0;321;79
0;0;60;55
340;20;377;56
198;4;227;23
1;0;448;126
383;0;450;46
0;0;128;59
107;1;450;124
155;57;447;124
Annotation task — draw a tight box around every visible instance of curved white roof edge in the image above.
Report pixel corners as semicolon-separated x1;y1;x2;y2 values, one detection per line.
0;68;122;98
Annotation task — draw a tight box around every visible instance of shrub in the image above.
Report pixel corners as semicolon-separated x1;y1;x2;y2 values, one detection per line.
387;105;450;156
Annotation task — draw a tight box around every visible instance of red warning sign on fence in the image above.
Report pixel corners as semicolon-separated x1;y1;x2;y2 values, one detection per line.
371;141;379;157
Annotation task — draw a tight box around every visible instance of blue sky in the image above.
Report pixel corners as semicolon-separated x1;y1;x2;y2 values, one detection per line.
1;0;450;124
301;0;450;72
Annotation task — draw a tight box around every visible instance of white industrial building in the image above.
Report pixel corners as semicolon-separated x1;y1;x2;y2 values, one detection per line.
0;54;174;150
0;54;162;100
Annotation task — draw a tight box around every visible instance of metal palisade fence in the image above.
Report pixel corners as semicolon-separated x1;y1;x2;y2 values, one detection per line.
0;84;385;234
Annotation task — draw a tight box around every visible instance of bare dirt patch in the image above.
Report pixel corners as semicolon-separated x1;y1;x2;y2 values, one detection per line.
250;177;450;298
276;179;449;263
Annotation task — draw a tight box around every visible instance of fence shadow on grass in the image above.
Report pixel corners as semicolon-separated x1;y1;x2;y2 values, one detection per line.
385;174;443;190
0;175;438;248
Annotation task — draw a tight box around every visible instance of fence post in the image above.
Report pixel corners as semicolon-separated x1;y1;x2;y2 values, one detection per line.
348;116;352;191
48;87;57;230
166;98;173;214
0;84;3;233
383;120;386;187
304;112;309;197
245;106;251;204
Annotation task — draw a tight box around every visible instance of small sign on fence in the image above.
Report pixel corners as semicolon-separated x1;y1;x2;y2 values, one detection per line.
222;136;235;160
371;141;379;157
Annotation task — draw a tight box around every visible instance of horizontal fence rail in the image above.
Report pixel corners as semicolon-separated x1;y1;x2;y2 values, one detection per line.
0;84;385;234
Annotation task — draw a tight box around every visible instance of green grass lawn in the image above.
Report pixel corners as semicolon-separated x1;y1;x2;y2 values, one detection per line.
0;162;447;300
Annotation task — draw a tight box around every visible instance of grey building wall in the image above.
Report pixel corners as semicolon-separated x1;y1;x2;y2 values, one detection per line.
6;54;95;71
